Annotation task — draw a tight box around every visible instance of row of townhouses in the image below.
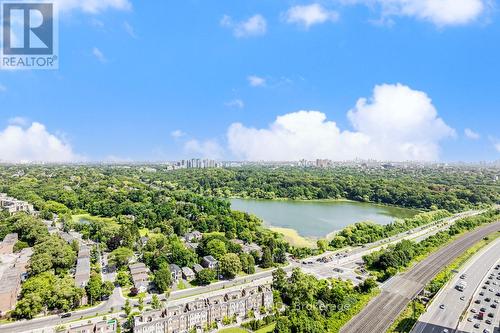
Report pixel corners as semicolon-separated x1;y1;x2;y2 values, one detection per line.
0;239;33;316
133;284;273;333
0;193;34;214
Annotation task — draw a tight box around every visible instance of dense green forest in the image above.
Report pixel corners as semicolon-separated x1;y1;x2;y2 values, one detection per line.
0;166;289;318
271;267;378;333
151;166;499;212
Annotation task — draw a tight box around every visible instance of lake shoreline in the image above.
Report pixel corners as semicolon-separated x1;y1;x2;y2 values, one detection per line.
230;197;420;245
227;196;425;213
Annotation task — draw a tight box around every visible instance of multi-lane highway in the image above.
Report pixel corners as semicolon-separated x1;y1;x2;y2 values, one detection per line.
340;221;500;333
411;237;500;333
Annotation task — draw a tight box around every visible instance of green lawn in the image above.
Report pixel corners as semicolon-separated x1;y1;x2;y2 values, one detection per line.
255;323;276;333
217;328;248;333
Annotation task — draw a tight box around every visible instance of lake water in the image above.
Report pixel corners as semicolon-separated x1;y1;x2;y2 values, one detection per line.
230;198;419;238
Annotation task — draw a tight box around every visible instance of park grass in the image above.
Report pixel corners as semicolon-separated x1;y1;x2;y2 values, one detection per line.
254;323;276;333
217;328;248;333
71;213;118;226
269;227;316;248
387;230;500;333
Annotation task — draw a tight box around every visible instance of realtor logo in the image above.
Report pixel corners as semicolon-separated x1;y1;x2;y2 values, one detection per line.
1;1;58;69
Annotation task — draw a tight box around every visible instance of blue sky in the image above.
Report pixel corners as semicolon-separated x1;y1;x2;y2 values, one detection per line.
0;0;499;162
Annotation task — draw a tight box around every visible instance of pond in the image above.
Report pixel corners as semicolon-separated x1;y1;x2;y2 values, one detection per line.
230;198;419;238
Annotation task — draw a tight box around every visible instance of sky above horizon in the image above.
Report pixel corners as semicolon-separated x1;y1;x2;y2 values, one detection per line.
0;0;499;163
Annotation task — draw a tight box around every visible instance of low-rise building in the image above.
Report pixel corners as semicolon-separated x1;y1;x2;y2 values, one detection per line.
169;264;182;281
242;243;262;257
0;193;34;215
0;233;18;255
129;262;150;292
184;231;202;243
75;245;91;292
181;267;195;281
192;264;203;275
0;248;33;316
201;256;218;269
133;284;273;333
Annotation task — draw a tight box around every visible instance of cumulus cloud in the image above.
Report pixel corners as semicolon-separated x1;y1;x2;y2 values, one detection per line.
53;0;131;14
464;128;480;140
345;0;486;26
225;99;245;109
227;83;455;161
184;139;224;159
171;130;186;139
221;14;267;38
92;47;107;63
248;75;266;87
284;4;340;28
0;122;82;163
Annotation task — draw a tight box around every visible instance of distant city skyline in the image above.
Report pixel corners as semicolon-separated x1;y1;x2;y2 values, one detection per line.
0;0;499;163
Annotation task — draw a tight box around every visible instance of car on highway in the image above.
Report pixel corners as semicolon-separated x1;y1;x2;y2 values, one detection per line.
471;308;477;313
485;319;492;324
474;323;480;328
480;307;487;312
491;303;497;308
60;313;71;318
487;312;494;318
475;299;481;304
460;274;467;279
485;297;491;302
439;304;445;309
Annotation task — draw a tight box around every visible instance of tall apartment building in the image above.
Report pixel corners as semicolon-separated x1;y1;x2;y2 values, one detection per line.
133;284;273;333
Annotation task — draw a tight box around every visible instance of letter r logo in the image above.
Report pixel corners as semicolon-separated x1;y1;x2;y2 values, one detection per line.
2;3;53;55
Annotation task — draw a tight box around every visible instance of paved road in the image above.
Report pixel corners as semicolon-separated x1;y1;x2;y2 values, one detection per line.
340;221;500;333
457;259;500;333
411;237;500;333
0;210;484;333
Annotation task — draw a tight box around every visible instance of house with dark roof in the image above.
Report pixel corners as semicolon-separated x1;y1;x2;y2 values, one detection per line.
192;263;203;274
201;256;218;269
169;264;182;281
181;267;195;281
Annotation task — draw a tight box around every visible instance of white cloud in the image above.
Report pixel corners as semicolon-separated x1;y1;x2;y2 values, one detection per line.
8;117;29;126
184;139;224;159
123;21;137;38
92;47;107;63
464;128;480;140
53;0;131;14
0;84;6;93
284;4;340;28
0;122;82;163
345;0;486;26
171;130;186;139
248;75;266;87
221;14;267;38
227;83;455;161
225;99;245;109
495;143;500;153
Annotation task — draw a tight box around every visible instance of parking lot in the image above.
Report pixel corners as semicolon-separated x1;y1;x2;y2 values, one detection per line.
457;261;500;333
